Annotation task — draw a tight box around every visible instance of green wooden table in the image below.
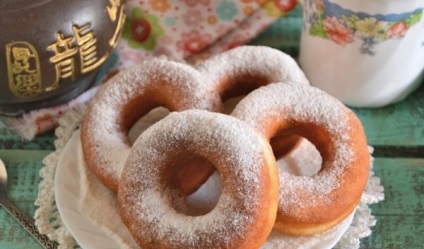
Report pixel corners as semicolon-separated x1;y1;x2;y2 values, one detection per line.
1;6;424;248
1;82;423;249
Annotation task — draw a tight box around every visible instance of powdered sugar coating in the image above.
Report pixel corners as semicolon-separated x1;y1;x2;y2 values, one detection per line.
81;46;306;193
231;82;370;234
196;45;309;92
232;82;351;200
81;58;221;192
118;110;278;249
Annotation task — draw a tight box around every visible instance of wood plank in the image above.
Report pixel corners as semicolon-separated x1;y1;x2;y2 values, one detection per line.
351;84;424;147
0;201;43;249
0;150;50;200
250;5;302;56
0;129;55;151
0;150;49;249
361;157;424;249
1;154;422;248
372;146;424;158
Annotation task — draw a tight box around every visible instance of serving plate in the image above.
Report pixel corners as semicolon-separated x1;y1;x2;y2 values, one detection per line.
55;130;354;249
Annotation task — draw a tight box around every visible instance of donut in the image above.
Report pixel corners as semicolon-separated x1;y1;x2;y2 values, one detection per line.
82;46;308;193
81;58;222;193
231;83;370;235
197;45;309;101
118;110;279;249
197;45;309;158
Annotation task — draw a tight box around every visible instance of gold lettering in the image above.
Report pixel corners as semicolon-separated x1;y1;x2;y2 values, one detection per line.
10;47;36;74
106;0;121;21
47;23;109;91
47;33;78;91
73;24;108;74
6;42;42;98
108;1;126;48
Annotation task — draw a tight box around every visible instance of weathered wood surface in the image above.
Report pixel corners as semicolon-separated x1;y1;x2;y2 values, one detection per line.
0;71;423;249
0;143;423;248
0;80;423;249
0;150;51;249
0;4;423;247
352;85;424;149
362;157;424;249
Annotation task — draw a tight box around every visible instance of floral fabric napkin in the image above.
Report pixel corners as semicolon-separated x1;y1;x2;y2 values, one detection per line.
0;0;297;140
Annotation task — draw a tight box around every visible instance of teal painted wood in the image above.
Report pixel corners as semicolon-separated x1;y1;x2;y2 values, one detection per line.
0;8;422;245
361;158;424;249
352;84;424;148
0;150;51;249
250;5;303;56
0;129;55;151
1;203;42;249
1;153;423;248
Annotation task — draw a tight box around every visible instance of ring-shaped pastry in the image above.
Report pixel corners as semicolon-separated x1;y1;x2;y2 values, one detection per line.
81;59;222;192
197;45;310;159
231;82;370;235
118;110;279;249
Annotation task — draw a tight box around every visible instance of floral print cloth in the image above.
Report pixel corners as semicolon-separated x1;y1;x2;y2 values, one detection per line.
115;0;297;68
1;0;297;140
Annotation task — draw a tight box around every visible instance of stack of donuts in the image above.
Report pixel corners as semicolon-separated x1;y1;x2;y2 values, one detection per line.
80;46;370;249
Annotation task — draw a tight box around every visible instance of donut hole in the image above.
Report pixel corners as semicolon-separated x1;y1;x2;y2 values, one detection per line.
184;172;223;216
128;106;170;144
128;107;224;216
271;124;331;176
219;75;274;114
219;75;269;99
270;133;304;160
222;95;244;114
275;136;322;176
221;80;305;158
165;156;222;217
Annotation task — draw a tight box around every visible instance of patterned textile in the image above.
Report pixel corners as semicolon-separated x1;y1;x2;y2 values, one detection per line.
0;0;297;140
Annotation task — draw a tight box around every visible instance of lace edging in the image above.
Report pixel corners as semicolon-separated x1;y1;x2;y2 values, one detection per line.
34;105;385;249
334;149;385;249
34;104;87;249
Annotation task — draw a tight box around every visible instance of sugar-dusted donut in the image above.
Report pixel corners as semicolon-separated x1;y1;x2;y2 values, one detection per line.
118;110;279;249
197;45;309;100
231;83;370;235
197;45;309;158
81;58;222;192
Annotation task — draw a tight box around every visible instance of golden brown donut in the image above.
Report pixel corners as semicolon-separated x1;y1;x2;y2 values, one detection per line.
118;110;279;249
197;45;309;159
81;58;222;193
231;83;370;236
82;46;307;194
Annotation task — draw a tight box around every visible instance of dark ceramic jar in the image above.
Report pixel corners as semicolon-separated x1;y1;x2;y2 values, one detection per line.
0;0;125;115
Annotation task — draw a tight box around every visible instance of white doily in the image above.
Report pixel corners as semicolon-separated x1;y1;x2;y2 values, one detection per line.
34;104;87;249
34;104;385;249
